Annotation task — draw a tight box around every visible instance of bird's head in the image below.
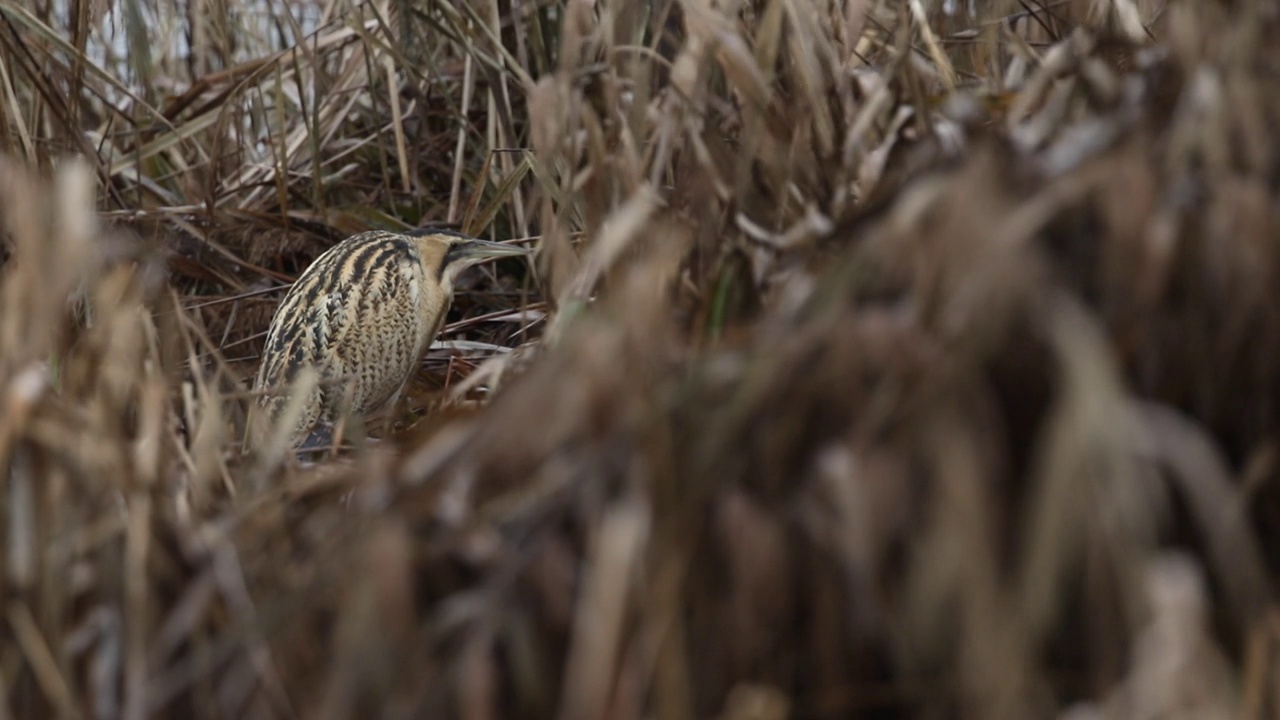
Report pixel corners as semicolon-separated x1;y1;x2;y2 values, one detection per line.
410;229;531;290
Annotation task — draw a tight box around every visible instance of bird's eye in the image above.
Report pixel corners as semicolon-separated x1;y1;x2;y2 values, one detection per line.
443;242;470;266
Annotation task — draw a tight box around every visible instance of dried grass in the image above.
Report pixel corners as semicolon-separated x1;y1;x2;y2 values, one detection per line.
3;0;1280;718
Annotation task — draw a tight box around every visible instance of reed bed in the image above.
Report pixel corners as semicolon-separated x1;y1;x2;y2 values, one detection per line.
2;0;1279;717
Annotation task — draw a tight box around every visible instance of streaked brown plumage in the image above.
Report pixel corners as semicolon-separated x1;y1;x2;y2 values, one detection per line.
251;228;528;449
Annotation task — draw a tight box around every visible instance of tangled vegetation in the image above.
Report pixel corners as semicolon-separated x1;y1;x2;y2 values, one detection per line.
2;0;1279;717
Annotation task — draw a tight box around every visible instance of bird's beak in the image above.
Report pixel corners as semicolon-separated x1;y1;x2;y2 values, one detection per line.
455;238;531;262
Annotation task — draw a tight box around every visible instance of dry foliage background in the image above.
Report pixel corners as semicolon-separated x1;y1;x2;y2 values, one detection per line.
3;0;1280;718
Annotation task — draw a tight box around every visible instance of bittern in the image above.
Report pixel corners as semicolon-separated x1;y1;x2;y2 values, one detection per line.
251;228;529;450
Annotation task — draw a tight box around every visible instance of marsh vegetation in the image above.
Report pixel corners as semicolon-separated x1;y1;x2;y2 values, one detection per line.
2;0;1278;718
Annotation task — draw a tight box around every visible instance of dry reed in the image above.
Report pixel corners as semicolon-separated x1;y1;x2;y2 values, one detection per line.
2;0;1279;718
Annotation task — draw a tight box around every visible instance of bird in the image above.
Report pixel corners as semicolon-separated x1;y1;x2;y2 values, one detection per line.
249;227;529;451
